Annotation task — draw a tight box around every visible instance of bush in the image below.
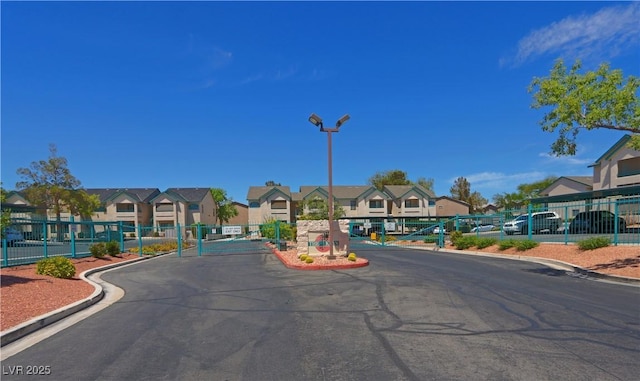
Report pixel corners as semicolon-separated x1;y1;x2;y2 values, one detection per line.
348;252;357;261
578;236;611;250
498;239;517;251
89;242;107;258
305;256;314;264
106;240;120;256
449;231;463;245
454;236;478;250
36;257;76;279
129;233;135;238
476;237;498;249
513;240;539;251
299;254;308;261
152;231;160;237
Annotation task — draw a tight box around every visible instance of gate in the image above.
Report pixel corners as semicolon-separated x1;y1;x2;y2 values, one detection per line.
197;222;280;256
348;220;446;250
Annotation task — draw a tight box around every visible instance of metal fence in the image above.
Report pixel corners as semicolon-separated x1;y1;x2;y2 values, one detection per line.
345;193;640;248
1;220;283;267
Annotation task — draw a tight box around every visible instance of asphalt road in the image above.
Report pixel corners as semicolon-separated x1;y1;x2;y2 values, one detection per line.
2;244;639;381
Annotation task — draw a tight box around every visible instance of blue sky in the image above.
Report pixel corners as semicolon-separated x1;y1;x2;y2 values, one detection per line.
1;1;639;204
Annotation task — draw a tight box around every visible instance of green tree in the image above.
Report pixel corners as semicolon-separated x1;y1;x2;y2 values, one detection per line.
1;183;11;232
449;177;487;214
296;196;345;220
415;177;435;193
368;170;411;190
492;177;558;211
529;59;640;155
516;176;557;199
16;144;96;240
492;192;525;211
210;188;238;225
368;170;434;193
264;180;281;186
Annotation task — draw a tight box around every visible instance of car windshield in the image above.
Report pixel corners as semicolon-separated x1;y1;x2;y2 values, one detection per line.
514;215;527;221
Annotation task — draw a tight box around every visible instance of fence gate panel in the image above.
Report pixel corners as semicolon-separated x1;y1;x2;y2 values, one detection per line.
198;223;273;255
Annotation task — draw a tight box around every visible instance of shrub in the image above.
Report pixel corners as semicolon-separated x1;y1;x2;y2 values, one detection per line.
476;237;498;249
305;256;314;263
513;240;539;251
454;236;478;250
299;254;308;261
348;253;357;261
578;236;611;250
36;257;76;279
449;231;463;245
129;233;135;238
89;242;107;258
152;231;160;237
498;239;517;251
105;240;120;256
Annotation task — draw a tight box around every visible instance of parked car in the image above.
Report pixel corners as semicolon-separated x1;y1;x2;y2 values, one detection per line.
3;228;24;246
416;225;445;235
568;210;626;234
503;211;561;235
471;224;495;233
95;230;121;241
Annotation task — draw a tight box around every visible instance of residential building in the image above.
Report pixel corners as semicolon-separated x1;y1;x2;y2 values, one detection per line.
85;188;161;232
150;188;216;233
247;184;441;226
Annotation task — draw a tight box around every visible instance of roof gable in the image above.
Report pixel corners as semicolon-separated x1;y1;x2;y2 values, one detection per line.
247;186;291;201
591;134;634;165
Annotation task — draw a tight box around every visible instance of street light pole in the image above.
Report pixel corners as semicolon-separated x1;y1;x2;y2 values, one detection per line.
308;113;350;260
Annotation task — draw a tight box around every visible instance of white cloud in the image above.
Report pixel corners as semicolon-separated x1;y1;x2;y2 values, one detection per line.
507;3;640;65
537;152;593;166
448;171;548;193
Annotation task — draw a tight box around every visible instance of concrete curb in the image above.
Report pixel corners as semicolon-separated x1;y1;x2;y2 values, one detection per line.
269;245;369;270
0;253;168;347
437;248;640;286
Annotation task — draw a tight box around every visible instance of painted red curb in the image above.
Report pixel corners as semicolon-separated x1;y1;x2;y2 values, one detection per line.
269;245;369;271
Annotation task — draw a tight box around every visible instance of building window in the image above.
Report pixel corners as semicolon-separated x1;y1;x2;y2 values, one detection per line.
405;199;419;208
350;200;357;210
156;203;173;212
428;200;436;206
116;203;134;213
249;201;260;208
188;203;199;211
618;157;640;177
271;200;287;209
369;200;384;209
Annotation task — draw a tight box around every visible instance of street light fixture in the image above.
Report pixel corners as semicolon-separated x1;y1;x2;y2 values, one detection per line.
308;113;350;260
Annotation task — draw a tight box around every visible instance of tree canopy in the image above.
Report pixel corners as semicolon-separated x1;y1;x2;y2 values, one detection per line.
368;170;435;193
296;196;345;221
210;188;238;225
492;176;558;210
16;144;98;239
528;59;639;155
449;177;487;214
1;184;11;232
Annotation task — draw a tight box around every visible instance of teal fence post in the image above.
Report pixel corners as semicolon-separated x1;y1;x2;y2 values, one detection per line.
564;205;569;245
614;202;619;246
70;216;76;258
276;220;280;248
177;223;182;257
197;224;202;257
455;214;460;232
2;239;7;267
43;221;48;258
137;225;143;257
438;220;444;247
118;221;124;253
499;214;504;241
381;222;386;247
527;204;533;239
